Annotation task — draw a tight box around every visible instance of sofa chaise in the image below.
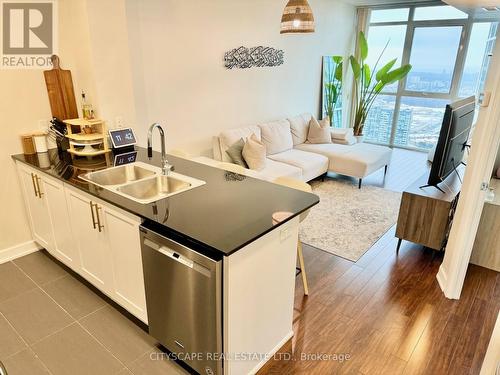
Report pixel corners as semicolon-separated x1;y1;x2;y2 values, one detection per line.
210;113;392;188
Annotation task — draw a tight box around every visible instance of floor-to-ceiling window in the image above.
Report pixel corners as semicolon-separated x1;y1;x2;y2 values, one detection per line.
363;3;498;151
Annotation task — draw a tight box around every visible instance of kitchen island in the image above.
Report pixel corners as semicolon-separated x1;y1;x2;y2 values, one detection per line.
12;147;318;375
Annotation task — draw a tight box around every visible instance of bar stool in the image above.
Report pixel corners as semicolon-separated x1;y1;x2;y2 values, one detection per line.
273;177;312;296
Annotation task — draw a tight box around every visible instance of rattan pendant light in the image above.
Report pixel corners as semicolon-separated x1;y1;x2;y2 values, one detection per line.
280;0;315;34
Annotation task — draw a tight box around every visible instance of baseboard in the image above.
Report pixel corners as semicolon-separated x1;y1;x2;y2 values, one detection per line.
0;240;42;264
252;331;294;375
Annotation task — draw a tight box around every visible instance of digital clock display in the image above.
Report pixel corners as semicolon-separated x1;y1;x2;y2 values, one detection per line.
114;151;137;166
109;128;137;148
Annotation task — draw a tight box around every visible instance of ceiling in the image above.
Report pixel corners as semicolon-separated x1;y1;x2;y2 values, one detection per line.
341;0;500;19
444;0;500;6
444;0;500;18
342;0;429;5
342;0;500;7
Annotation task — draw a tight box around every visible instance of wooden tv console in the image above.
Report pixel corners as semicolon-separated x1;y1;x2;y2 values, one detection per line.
395;165;464;252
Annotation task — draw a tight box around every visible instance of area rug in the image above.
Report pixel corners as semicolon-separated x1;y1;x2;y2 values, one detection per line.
300;179;402;262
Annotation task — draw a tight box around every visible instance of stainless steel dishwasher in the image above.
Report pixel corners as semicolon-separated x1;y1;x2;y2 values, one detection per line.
140;226;222;375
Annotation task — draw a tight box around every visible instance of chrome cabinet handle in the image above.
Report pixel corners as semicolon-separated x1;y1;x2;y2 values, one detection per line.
95;205;104;232
90;201;97;229
31;173;38;197
35;175;43;198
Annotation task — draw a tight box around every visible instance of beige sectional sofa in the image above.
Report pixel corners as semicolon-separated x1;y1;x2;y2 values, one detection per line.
211;113;392;188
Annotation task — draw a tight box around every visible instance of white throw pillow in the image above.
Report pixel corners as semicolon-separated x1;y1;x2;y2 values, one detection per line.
212;136;223;161
307;117;332;144
242;134;267;170
332;135;356;145
259;119;293;155
331;128;354;140
288;113;312;145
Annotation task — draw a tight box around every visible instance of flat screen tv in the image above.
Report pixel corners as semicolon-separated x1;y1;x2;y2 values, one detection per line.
425;96;476;192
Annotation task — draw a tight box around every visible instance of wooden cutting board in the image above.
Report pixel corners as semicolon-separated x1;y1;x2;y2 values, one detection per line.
44;55;78;121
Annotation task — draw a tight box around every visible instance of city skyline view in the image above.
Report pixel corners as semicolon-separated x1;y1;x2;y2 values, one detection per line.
364;69;483;150
362;19;497;151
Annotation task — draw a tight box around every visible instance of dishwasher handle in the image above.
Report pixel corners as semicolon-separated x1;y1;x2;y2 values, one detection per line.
158;245;194;268
143;238;212;277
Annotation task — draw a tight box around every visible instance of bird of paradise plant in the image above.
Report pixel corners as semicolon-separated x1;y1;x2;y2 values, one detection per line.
350;31;412;136
323;56;343;127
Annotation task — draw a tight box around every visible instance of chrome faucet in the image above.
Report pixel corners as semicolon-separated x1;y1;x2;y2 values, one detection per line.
147;123;174;175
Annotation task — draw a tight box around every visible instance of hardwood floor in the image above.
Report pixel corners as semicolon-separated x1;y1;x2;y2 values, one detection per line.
261;148;499;375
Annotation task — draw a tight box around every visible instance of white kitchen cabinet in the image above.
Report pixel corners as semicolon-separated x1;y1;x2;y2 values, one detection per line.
65;186;147;322
104;206;147;322
17;163;147;323
65;187;113;292
17;163;53;250
42;175;79;269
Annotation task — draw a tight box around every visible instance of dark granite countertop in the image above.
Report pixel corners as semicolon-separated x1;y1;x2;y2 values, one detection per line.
12;147;319;258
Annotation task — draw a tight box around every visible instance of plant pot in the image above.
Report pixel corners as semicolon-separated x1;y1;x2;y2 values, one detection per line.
354;135;364;143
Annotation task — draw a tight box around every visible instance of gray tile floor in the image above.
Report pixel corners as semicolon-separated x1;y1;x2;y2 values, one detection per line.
0;251;188;375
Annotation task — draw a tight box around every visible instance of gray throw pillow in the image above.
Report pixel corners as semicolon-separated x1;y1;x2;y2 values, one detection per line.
226;138;248;168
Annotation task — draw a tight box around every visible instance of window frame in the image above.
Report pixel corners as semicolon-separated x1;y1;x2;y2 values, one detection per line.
364;1;496;151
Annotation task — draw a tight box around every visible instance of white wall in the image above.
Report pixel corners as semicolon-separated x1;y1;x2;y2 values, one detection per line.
480;312;500;375
58;0;99;116
85;0;137;131
124;0;356;155
437;31;500;299
0;0;98;252
52;0;356;155
493;146;500;176
0;70;51;251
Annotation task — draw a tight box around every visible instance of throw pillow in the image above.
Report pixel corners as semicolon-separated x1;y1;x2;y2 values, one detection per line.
307;117;332;144
225;138;248;168
331;128;354;140
242;134;267;171
319;118;330;128
332;136;356;145
288;113;312;145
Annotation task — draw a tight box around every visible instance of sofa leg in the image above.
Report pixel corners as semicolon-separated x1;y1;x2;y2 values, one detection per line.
321;172;327;182
358;179;362;189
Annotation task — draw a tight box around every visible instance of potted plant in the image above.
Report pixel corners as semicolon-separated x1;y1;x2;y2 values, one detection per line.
349;31;412;141
323;56;343;127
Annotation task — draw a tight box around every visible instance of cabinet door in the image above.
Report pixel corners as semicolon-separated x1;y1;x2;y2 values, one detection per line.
43;176;79;268
17;164;53;249
103;206;147;323
65;188;112;292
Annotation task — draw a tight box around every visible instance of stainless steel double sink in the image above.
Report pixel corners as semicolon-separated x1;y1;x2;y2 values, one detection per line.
80;162;205;204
